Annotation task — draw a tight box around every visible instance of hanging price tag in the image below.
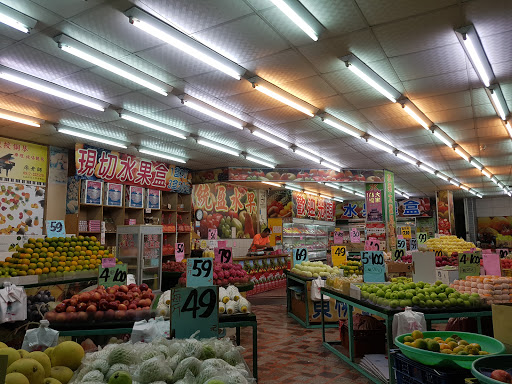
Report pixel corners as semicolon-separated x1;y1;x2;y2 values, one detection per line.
393;248;405;261
46;220;66;238
497;249;509;259
482;253;501;276
458;252;481;280
214;247;232;264
292;248;308;267
361;251;385;282
350;228;360;243
410;238;418;251
170;286;218;339
333;231;343;244
331;245;347;267
187;258;213;287
401;226;411;239
417;232;428;244
175;243;185;262
98;264;127;288
208;228;218;240
364;239;380;251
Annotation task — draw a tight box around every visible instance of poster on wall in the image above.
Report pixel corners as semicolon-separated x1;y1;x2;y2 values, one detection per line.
75;144;191;193
436;190;455;235
335;201;366;220
383;170;397;250
396;198;433;217
477;216;512;247
365;183;383;222
0;137;47;185
292;191;335;221
0;183;45;235
48;146;68;184
267;190;293;218
192;183;258;239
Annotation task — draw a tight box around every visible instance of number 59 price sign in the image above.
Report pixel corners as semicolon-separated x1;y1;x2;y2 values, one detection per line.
187;258;213;287
170;286;218;339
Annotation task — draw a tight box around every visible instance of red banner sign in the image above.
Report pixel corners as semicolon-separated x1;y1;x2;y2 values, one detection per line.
292;191;335;222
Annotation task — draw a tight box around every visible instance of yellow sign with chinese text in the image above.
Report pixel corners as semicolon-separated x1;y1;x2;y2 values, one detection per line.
268;217;282;247
331;245;347;267
0;137;47;183
401;226;411;239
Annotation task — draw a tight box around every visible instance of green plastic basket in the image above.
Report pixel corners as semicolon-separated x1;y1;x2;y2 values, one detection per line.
472;355;512;384
395;331;505;369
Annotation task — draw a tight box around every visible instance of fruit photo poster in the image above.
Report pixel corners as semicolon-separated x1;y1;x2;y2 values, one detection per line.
0;183;45;235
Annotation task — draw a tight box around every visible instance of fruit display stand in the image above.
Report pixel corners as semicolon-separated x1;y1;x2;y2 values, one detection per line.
285;270;342;329
236;254;288;296
319;286;493;384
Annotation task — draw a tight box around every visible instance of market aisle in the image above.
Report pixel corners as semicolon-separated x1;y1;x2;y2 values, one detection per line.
239;301;370;384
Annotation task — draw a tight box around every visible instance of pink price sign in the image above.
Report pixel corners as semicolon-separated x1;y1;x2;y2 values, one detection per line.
333;231;343;244
483;253;501;276
101;258;116;268
350;228;360;243
175;243;185;262
208;228;218;240
215;247;233;264
364;239;380;251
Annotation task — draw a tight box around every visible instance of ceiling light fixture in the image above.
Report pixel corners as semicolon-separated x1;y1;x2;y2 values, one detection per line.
449;179;460;187
285;185;302;192
460;185;470;191
251;78;316;116
262;181;282;187
487;85;509;120
469;189;478;196
251;129;291;149
57;126;128;148
294;148;321;163
0;110;41;127
340;54;401;103
435;171;449;181
333;197;344;202
0;3;36;33
366;137;395;154
120;111;187;139
304;190;317;196
138;147;187;163
491;176;500;185
55;34;170;96
269;0;324;41
396;152;418;166
454;147;470;162
245;155;276;168
124;7;245;80
0;68;105;111
469;158;483;170
321;116;364;138
324;183;340;189
354;192;365;198
401;100;432;129
182;99;244;129
196;139;240;157
320;194;331;200
455;25;494;87
320;160;341;172
433;128;454;148
419;163;435;174
482;169;492;178
505;121;512;138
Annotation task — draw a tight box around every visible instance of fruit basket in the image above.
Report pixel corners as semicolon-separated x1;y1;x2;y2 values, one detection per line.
395;331;505;369
472;355;512;384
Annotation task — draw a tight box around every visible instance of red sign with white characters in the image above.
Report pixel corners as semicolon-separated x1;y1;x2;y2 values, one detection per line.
292;191;335;222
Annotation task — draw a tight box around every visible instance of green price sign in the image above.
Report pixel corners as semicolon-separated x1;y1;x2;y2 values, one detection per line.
417;232;428;244
458;252;481;280
98;264;127;288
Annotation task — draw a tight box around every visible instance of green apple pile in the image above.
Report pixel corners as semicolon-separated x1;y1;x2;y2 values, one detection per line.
291;261;340;278
360;280;483;309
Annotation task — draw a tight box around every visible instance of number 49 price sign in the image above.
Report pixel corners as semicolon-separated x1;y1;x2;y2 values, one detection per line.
292;248;308;267
170;286;218;339
331;246;347;267
361;251;385;282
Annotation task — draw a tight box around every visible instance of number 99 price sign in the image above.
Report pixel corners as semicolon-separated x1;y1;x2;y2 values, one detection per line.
170;286;218;339
187;258;213;287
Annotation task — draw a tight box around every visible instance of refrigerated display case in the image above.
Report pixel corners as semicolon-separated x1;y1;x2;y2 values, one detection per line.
283;219;334;260
116;225;163;291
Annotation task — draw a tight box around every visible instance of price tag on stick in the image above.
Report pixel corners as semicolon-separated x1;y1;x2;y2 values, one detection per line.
497;249;509;259
215;247;232;264
397;238;407;250
333;231;343;244
410;238;418;251
292;248;308;267
46;220;65;238
187;258;214;287
208;228;217;240
361;251;385;282
417;232;428;244
458;252;481;280
98;264;127;288
331;246;347;267
393;248;405;261
365;239;380;251
170;286;218;339
175;243;185;262
350;228;361;243
401;226;412;239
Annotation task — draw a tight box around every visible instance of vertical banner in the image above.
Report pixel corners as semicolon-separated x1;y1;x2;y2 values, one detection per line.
365;183;384;222
383;170;397;251
268;217;283;247
436;190;455;235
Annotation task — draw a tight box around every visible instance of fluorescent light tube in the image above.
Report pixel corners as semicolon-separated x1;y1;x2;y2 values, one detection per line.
491;176;499;185
419;163;435;174
120;112;186;139
320;194;331;200
333;197;344;202
285;185;302;192
469;159;483;170
0;4;36;33
294;148;321;163
184;100;244;129
403;104;431;129
320;160;341;172
270;0;321;41
304;190;317;196
322;117;363;138
459;29;492;87
253;83;314;116
245;155;275;168
125;7;245;80
449;179;460;187
348;65;397;102
0;111;40;127
505;122;512;137
460;185;470;191
469;189;478;196
489;87;508;120
325;183;340;189
354;192;365;198
482;169;492;178
454;147;470;161
262;181;282;187
0;71;104;111
433;129;454;148
197;139;240;157
435;172;449;181
251;129;291;149
396;152;418;166
58;127;127;148
366;137;395;154
0;12;29;33
138;148;186;163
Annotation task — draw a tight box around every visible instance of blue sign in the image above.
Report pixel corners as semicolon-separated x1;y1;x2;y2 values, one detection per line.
170;286;218;339
46;220;66;238
403;200;421;215
186;258;213;287
361;251;385;282
292;248;308;267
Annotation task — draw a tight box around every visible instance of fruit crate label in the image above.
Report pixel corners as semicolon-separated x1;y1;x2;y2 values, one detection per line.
186;258;213;287
333;231;343;244
214;247;232;264
101;257;116;268
497;249;509;258
401;226;411;239
350;228;360;243
175;243;185;262
46;220;66;238
364;239;380;251
292;248;308;267
331;246;347;267
482;253;501;276
170;286;218;339
361;251;385;282
208;228;217;240
417;232;428;244
458;252;481;280
98;264;127;288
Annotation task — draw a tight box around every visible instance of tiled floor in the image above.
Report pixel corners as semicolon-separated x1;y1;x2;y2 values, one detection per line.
239;291;371;384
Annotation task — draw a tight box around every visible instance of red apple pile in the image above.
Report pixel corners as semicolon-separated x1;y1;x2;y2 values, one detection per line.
178;261;250;286
436;254;458;267
163;260;186;273
45;283;155;324
501;259;512;269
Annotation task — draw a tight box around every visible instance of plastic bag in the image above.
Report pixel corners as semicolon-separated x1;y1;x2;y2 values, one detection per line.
311;277;329;301
131;316;169;343
21;319;59;351
392;307;427;339
0;283;27;323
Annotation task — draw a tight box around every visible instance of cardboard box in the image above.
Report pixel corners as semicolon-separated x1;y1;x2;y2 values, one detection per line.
125;186;144;208
104;183;123;207
436;268;459;284
386;262;413;280
81;180;103;205
146;189;161;209
492;304;512;353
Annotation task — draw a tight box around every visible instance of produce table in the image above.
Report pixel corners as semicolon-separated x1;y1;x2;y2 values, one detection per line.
320;286;493;384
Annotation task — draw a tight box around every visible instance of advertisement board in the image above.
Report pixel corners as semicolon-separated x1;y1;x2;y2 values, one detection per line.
0;137;47;184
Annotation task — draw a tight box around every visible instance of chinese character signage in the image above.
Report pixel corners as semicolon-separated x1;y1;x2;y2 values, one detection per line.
336;201;366;220
291;191;335;221
0;137;47;184
75;144;191;193
192;183;258;239
383;170;397;251
365;183;383;222
397;198;432;217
